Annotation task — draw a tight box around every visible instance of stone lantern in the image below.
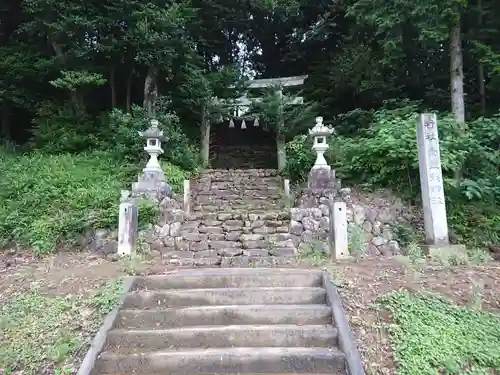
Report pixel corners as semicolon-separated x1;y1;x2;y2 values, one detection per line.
309;116;334;170
132;119;172;200
139;119;163;172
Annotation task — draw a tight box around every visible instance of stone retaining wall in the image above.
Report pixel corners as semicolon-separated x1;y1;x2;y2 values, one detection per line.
290;186;404;256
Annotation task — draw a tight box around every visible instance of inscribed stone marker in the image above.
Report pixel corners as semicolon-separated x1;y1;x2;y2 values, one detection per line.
416;113;449;245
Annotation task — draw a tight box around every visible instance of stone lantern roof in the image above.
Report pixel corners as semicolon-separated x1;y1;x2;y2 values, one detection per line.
139;119;164;139
309;116;335;136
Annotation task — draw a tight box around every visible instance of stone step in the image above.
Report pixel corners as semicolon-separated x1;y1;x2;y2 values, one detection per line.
104;325;338;351
169;238;295;252
186;211;290;221
179;236;294;248
122;287;326;309
93;347;346;375
192;202;284;212
163;255;299;268
131;268;322;290
202;168;278;175
196;194;283;202
98;373;335;375
197;176;282;183
195;187;282;193
183;229;291;238
114;304;333;329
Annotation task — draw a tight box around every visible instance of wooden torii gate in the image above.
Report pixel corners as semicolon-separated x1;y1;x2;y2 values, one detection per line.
200;75;308;170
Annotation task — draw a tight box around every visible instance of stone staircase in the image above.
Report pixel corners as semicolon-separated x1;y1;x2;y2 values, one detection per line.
176;169;297;267
88;268;350;375
210;145;277;169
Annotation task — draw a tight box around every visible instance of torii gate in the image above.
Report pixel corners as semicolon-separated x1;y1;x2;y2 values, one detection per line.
200;75;308;169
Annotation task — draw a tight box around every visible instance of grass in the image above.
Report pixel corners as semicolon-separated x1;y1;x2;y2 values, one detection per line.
0;148;191;254
380;290;500;375
0;279;122;375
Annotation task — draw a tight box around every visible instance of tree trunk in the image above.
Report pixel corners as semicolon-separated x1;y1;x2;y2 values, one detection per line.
200;106;211;167
0;102;10;140
143;66;158;118
110;65;117;108
477;0;486;115
478;65;486;115
126;70;133;113
450;18;465;184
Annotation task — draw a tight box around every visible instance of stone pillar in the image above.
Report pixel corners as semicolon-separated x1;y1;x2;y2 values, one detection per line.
117;190;138;256
284;178;290;198
183;179;190;216
416;113;449;245
329;201;348;259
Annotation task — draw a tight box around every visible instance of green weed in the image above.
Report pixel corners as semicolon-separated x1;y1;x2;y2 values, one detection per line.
0;279;122;375
380;290;500;375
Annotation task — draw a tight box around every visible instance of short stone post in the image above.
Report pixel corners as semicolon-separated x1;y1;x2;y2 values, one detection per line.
117;190;138;256
329;201;349;259
183;179;190;216
416;114;449;246
284;178;290;199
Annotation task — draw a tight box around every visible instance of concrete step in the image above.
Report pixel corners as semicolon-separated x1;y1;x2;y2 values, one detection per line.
104;324;338;351
131;268;323;290
122;287;326;309
114;304;333;329
93;347;346;374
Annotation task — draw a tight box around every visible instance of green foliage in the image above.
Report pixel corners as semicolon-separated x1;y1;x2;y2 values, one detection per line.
283;134;314;181
30;105;200;171
0;280;122;375
248;87;318;137
0;149;188;254
100;106;200;170
49;71;106;91
380;290;500;375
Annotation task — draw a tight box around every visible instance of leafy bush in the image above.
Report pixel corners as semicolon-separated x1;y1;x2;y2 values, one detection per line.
98;106;200;170
285;101;500;246
0;149;189;254
30;105;200;171
283;134;314;181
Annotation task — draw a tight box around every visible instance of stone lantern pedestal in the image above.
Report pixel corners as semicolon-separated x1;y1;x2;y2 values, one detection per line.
132;119;172;201
307;116;338;190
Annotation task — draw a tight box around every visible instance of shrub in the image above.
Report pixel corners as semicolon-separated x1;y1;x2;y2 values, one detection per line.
283;134;314;181
30;105;200;171
0;149;189;254
98;107;200;170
